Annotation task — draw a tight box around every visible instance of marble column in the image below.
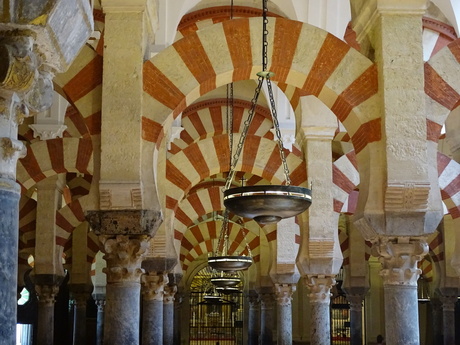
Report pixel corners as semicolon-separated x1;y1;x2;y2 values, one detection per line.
275;284;296;345
439;291;457;345
259;292;275;345
305;275;335;345
100;235;149;345
173;293;182;345
141;272;167;345
248;292;260;345
0;37;38;345
34;277;63;345
94;297;106;345
375;238;428;345
346;293;365;345
430;297;442;344
71;286;91;345
164;284;177;345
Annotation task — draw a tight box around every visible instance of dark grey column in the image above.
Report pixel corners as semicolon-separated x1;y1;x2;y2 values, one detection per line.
346;293;366;345
305;275;335;345
173;293;182;345
375;239;428;345
439;290;457;345
248;292;260;345
259;292;275;345
94;297;106;345
275;284;296;345
164;284;177;345
141;272;167;345
71;285;91;345
0;179;21;345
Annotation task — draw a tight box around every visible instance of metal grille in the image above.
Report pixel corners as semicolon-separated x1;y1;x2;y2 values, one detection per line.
189;267;244;345
331;294;351;345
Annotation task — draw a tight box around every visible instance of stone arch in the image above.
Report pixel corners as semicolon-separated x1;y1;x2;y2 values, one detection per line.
16;138;93;190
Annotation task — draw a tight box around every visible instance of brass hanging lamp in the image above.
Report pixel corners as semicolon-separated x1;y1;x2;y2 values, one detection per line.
223;0;312;224
208;209;253;272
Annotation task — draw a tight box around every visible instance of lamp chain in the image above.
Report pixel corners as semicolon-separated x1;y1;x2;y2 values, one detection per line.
224;0;291;190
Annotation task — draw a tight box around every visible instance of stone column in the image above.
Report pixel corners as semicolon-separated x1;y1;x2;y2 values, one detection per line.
164;284;177;345
305;275;335;345
173;293;182;345
259;292;275;345
100;235;150;345
94;297;106;345
248;292;260;345
71;285;91;345
375;238;428;345
439;291;457;345
346;293;365;345
275;284;296;345
141;272;167;345
34;278;63;345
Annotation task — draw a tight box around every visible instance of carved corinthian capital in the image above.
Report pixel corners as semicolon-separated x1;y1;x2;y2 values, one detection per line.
141;272;168;301
373;237;428;286
275;283;296;306
100;235;149;283
305;275;336;303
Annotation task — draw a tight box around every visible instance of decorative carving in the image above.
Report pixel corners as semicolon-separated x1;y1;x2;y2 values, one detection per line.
385;182;430;212
164;284;177;304
99;189;112;209
305;275;335;303
275;283;296;306
346;294;365;312
100;235;149;283
259;293;275;309
131;188;142;209
95;298;106;312
29;123;67;140
248;294;259;308
86;209;163;236
35;284;60;307
141;273;168;301
373;237;428;286
0;36;36;92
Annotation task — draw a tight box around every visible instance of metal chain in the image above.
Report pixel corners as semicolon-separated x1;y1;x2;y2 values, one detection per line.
225;76;264;190
266;77;291;185
227;83;234;171
224;0;291;190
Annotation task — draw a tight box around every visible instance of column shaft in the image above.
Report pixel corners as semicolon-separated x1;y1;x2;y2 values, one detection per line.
259;293;275;345
275;284;296;345
347;294;365;345
143;299;163;344
163;285;177;345
72;293;88;345
95;299;106;345
35;283;60;345
248;294;260;345
440;295;457;345
0;184;20;345
105;282;141;344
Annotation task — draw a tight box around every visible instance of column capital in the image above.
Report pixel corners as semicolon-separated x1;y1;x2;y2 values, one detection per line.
373;237;428;286
275;283;296;306
305;275;336;303
100;235;149;283
346;293;365;312
164;284;177;304
35;284;60;307
95;298;106;312
259;292;275;309
141;272;168;301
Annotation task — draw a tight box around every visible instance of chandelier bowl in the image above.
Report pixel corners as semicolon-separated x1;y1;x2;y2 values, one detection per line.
210;276;241;287
223;185;312;224
208;255;253;272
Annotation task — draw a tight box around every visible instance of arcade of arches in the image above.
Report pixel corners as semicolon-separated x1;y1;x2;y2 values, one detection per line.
2;0;460;345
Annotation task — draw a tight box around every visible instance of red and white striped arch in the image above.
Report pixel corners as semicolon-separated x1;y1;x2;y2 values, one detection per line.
142;17;379;155
165;134;306;211
16;138;93;191
54;45;103;136
170;98;274;153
